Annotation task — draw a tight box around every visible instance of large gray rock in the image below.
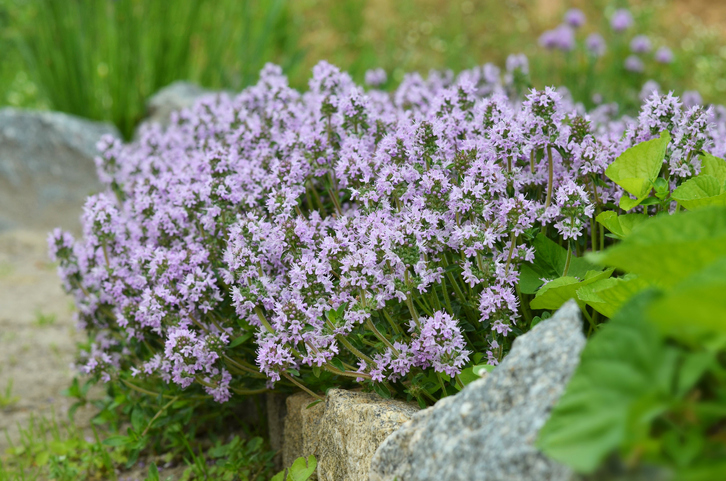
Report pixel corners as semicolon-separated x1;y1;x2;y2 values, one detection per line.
144;81;210;127
0;108;119;233
369;300;586;481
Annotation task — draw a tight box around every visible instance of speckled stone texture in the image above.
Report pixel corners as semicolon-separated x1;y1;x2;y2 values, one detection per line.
369;300;585;481
313;389;419;481
283;392;324;471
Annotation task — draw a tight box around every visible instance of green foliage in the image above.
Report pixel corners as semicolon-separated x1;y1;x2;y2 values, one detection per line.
604;131;670;211
538;207;726;478
595;212;648;240
11;0;302;138
590;207;726;287
672;153;726;210
271;455;317;481
530;268;614;311
519;233;596;295
0;378;20;408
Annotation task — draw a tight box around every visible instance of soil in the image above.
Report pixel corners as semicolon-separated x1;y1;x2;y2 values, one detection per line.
0;228;89;455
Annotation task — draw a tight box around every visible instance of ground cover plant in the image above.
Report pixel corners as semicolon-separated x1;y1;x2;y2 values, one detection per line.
46;55;726;414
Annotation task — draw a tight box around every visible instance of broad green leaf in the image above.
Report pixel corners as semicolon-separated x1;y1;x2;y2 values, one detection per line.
289;455;317;481
458;364;494;387
699;152;726;183
530;269;614;310
648;256;726;336
518;234;596;294
537;291;674;473
605;131;670;210
672;175;726;210
576;274;651;318
595;212;648;239
590;207;726;287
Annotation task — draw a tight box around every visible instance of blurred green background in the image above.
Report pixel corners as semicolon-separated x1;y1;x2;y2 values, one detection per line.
0;0;724;139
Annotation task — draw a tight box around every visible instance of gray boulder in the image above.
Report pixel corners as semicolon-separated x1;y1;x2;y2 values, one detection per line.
0;108;120;233
369;300;586;481
143;81;210;127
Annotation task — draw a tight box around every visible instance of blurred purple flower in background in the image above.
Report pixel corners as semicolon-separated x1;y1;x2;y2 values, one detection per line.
506;53;529;75
539;24;575;51
682;90;704;109
630;35;652;54
564;8;586;28
640;80;661;101
611;9;634;32
365;68;387;87
586;33;606;57
655;46;674;64
625;55;645;73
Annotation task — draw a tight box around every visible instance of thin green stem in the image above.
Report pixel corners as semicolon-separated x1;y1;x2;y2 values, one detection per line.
544;144;554;209
282;372;323;401
562;241;572;276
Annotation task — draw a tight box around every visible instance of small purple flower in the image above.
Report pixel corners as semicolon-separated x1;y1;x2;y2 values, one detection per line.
564;8;586;28
630;35;652;54
611;9;634;32
655;46;674;64
364;68;387;88
624;55;645;73
586;33;606;57
539;24;575;52
506;53;529;75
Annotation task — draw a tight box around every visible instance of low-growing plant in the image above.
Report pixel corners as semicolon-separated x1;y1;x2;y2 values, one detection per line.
47;59;726;411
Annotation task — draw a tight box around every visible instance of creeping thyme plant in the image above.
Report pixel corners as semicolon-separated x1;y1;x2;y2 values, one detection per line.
49;57;726;407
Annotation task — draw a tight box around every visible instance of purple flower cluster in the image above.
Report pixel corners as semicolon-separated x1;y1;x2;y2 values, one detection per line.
49;60;725;404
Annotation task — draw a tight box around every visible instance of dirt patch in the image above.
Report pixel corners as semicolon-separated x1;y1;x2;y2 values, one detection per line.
0;229;91;454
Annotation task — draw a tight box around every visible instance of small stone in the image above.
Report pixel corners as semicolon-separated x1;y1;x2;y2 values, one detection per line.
312;389;418;481
369;300;586;481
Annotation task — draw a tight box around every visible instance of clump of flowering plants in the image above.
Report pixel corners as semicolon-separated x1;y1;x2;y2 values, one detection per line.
50;60;726;407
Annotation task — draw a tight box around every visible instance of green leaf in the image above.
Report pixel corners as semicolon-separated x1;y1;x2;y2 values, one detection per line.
595;212;648;240
648;256;726;336
229;332;252;348
329;357;345;372
102;435;131;447
288;455;317;481
605;131;670;210
373;383;391;399
458;364;494;387
672;175;726;210
699;152;726;183
576;274;651;318
530;269;614;311
590;207;726;287
537;291;674;473
518;234;597;294
131;407;145;434
145;463;160;481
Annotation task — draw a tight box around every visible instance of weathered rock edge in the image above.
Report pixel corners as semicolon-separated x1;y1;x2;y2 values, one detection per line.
369;299;585;481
